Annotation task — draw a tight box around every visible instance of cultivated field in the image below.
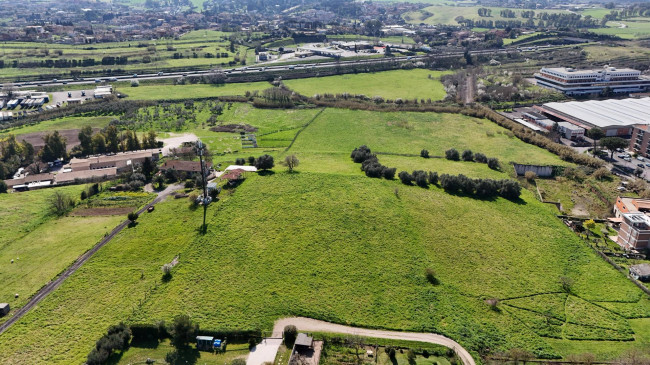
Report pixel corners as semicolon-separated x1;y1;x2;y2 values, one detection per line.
283;69;449;100
0;101;648;364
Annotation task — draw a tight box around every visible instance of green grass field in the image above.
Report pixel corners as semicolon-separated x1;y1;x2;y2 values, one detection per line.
122;81;270;100
0;116;113;136
589;19;650;39
0;103;648;363
115;339;250;364
283;69;449;100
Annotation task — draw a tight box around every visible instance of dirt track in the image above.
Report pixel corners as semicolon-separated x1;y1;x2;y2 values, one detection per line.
0;183;182;336
258;317;476;365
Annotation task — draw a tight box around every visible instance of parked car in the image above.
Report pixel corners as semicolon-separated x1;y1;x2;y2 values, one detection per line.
639;156;646;161
624;157;632;162
637;163;645;168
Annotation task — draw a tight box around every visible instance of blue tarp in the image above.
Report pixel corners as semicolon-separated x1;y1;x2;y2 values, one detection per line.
214;339;222;347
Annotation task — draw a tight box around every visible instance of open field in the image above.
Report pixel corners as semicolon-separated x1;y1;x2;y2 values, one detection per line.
0;116;113;137
589;20;650;39
0;101;648;364
283;69;449;100
122;81;270;100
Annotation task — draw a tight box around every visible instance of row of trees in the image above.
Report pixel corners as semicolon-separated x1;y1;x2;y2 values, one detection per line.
86;323;131;365
398;170;521;200
350;146;397;180
443;148;500;170
75;126;159;157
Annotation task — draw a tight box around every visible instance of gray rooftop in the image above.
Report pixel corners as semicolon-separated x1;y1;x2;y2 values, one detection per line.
630;263;650;276
543;97;650;128
295;333;313;347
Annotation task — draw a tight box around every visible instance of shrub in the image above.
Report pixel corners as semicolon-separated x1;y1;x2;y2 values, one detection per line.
592;167;610;180
398;171;413;185
236;158;246;165
486;298;499;311
81;190;88;200
413;170;429;187
475;179;499;197
0;180;7;193
563;167;587;182
255;154;275;170
383;167;396;180
475;153;487;163
184;180;195;189
87;323;131;365
439;174;460;192
499;180;521;199
127;212;138;222
165;350;179;364
425;268;439;285
458;174;475;194
170;314;199;348
283;325;298;347
524;171;537;181
428;171;438;185
487;157;500;170
420;149;430;158
188;192;199;204
445;148;460;161
559;276;574;293
462;150;474;161
385;347;396;360
247;156;256;165
350;145;374;163
407;349;417;365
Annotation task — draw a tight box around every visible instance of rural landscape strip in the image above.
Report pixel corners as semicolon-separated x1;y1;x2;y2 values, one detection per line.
0;184;180;336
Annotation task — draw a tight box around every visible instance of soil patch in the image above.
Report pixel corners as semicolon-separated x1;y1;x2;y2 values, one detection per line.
70;207;134;216
210;124;257;133
15;128;101;152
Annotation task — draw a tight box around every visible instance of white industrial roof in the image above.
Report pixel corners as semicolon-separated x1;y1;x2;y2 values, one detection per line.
543;97;650;128
225;165;257;172
514;118;545;132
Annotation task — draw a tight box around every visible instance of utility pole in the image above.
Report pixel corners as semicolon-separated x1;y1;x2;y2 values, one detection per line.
196;140;211;233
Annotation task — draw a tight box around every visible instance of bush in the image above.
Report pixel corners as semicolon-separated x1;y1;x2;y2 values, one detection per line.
524;171;537;181
398;171;413;185
592;167;610;180
188;192;199;204
385;347;396;360
475;153;487;163
462;150;474;162
413;170;429;187
439;174;460;192
563;167;587;182
236;158;246;165
487;157;500;170
81;190;88;200
170;314;199;348
475;179;499;197
458;174;475;194
184;180;195;189
284;325;298;347
383;167;396;180
427;171;438;185
0;180;7;193
248;156;256;165
407;349;417;365
165;350;179;364
255;154;274;170
128;212;138;222
445;148;460;161
499;180;521;200
87;323;132;365
420;149;429;158
350;145;374;163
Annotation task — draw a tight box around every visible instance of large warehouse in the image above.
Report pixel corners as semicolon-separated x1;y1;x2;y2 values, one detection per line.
534;97;650;137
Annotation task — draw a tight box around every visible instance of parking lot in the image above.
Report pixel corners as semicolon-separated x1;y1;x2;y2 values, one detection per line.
608;149;650;182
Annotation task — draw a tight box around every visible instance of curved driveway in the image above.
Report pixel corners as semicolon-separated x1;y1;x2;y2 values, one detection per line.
247;317;475;365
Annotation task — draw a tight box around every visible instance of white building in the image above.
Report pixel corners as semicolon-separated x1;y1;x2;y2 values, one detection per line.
534;66;650;95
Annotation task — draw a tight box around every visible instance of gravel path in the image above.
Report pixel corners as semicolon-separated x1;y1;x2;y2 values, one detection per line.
246;317;476;365
0;184;182;336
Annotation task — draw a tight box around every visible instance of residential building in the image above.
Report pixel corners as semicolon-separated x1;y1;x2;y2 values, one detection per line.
534;66;650;95
614;196;650;218
65;149;160;173
630;125;650;158
617;213;650;250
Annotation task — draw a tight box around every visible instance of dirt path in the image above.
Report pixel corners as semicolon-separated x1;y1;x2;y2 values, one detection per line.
161;133;198;156
463;71;476;105
0;183;182;336
246;317;476;365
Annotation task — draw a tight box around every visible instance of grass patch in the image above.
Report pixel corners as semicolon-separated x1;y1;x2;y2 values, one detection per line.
114;339;249;365
122;81;270;100
283;69;449;100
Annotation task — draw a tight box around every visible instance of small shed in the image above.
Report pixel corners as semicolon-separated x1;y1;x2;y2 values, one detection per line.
0;303;9;316
630;263;650;282
294;333;313;349
196;335;214;351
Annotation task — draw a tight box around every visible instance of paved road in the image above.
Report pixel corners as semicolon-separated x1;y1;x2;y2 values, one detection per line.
246;317;476;365
0;183;182;336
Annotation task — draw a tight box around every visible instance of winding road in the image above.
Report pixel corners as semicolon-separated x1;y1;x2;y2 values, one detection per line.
247;317;476;365
0;184;182;336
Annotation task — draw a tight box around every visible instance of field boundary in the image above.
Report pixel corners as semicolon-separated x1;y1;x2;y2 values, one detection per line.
284;107;325;152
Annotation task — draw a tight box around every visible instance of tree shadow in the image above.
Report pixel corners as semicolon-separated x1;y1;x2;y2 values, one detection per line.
258;170;275;176
128;221;139;228
175;345;201;365
128;338;160;349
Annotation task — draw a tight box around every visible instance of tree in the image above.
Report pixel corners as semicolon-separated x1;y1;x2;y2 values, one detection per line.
78;126;94;156
40;131;67;162
475;153;487;163
284;154;299;172
462;150;474;161
420;149;429;158
125;208;138;220
236;158;246;165
592;167;611;180
153;174;165;190
586;128;605;152
0;180;7;193
104;126;120;153
170;314;199;348
600;137;628;159
92;133;106;154
398;171;413;185
49;191;74;216
445;148;460;161
255;154;274;170
283;325;298;347
559;276;574;293
487;157;500;170
141;157;155;180
524;171;537;181
584;219;596;237
499;180;521;200
413;170;429;187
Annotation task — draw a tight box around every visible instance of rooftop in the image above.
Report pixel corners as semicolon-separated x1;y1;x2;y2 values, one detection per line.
295;333;313;347
630;263;650;277
541;66;640;75
542;97;650;128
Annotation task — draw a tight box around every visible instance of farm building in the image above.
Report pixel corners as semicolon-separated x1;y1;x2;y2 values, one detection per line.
294;333;313;349
535;97;650;137
66;149;160;173
0;303;9;316
629;263;650;282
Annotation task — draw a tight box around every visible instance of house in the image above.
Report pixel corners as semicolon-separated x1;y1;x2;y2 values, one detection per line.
0;303;9;316
629;263;650;282
617;213;650;250
613;196;650;218
160;160;212;176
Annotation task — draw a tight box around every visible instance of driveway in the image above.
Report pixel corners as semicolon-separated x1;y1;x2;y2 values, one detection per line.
247;317;476;365
160;133;199;156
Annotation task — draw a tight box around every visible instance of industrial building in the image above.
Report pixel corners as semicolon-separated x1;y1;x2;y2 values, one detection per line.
534;66;650;95
535;97;650;137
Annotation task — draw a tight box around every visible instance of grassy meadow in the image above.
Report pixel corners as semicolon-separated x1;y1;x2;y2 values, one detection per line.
0;99;649;364
283;69;449;100
122;81;270;100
